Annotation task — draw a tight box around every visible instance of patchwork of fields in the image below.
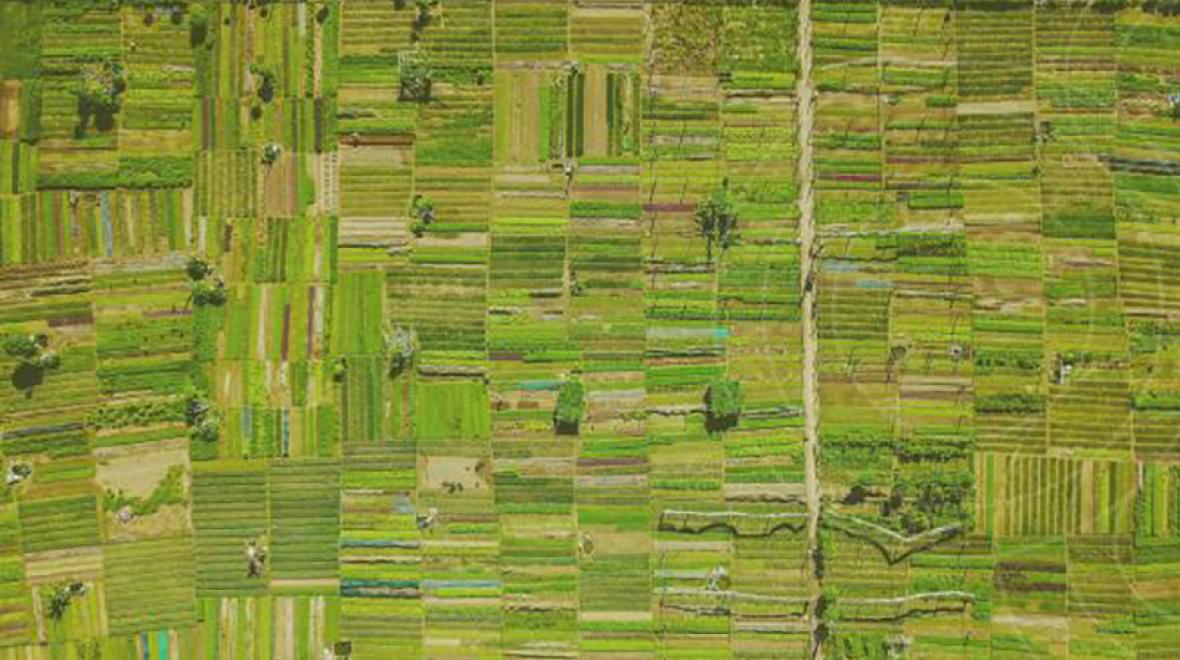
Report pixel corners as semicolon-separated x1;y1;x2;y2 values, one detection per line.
1;0;1179;657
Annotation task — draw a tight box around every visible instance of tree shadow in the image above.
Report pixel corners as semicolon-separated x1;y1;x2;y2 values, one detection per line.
554;418;580;436
704;413;738;433
11;363;44;396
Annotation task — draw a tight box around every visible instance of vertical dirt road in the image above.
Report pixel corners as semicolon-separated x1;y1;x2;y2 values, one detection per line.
794;0;823;656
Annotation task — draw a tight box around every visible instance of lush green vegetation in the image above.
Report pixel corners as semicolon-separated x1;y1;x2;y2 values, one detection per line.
0;0;1175;657
553;377;584;434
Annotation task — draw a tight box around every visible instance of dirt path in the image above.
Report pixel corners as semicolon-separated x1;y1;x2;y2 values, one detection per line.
794;0;823;656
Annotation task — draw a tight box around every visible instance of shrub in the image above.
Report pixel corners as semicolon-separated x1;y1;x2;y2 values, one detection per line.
104;465;186;517
554;379;585;434
974;393;1045;415
705;379;742;429
3;334;39;360
35;351;59;371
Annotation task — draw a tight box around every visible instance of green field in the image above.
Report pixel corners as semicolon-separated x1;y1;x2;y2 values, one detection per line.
0;0;1179;658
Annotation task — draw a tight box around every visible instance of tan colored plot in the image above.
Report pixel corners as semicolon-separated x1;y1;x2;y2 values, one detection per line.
0;80;20;139
95;438;188;499
583;67;609;158
420;455;492;494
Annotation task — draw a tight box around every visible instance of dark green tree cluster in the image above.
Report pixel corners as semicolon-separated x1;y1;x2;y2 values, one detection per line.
4;333;61;391
262;143;282;166
815;586;842;643
705;379;742;430
1144;0;1180;15
554;378;585;434
46;582;88;622
694;181;738;263
399;51;433;102
185;394;220;444
72;58;126;135
189;4;211;47
248;63;277;104
412;0;440;36
881;472;972;534
186;256;227;306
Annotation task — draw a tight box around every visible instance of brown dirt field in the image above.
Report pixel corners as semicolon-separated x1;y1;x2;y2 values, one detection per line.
420;456;492;494
95;438;188;499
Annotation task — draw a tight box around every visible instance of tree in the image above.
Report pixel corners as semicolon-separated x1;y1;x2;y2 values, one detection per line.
694;180;738;262
192;278;227;306
46;582;87;622
189;5;210;47
248;64;277;104
704;379;742;430
72;59;126;135
410;195;436;224
409;195;435;236
186;394;220;443
554;378;585;434
414;0;439;30
262;143;282;166
1144;0;1180;15
386;325;416;375
186;256;211;281
5;333;62;392
398;51;432;102
815;586;842;642
245;539;268;578
190;415;220;444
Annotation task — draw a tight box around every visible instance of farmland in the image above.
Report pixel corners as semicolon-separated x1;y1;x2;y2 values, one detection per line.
1;0;1180;658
